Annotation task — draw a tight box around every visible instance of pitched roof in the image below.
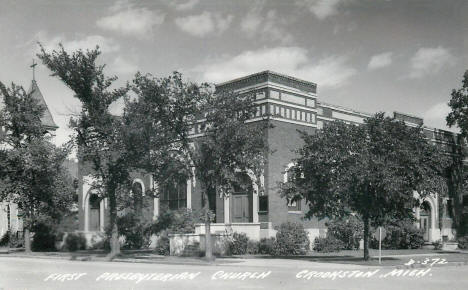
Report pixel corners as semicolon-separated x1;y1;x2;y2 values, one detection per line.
27;80;58;130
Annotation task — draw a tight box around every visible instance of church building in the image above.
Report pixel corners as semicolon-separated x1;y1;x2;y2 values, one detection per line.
78;71;463;245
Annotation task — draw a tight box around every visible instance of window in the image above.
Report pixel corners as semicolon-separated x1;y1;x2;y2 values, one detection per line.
6;204;10;230
261;105;266;115
286;108;290;119
259;195;268;212
161;179;187;210
280;107;285;117
284;164;302;212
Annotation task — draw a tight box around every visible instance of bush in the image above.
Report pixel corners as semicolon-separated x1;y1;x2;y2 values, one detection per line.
258;238;276;255
0;231;9;247
370;220;424;249
155;234;170;256
458;236;468;249
64;233;87;252
151;208;202;235
227;232;249;255
432;240;443;250
117;212;152;249
326;216;363;250
273;222;309;255
31;223;57;251
246;240;259;255
313;236;344;253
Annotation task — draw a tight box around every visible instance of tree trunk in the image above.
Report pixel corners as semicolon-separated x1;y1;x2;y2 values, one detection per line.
107;192;120;259
203;191;214;262
24;228;31;253
363;216;370;261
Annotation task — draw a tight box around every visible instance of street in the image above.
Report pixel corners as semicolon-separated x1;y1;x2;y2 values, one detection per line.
1;256;467;290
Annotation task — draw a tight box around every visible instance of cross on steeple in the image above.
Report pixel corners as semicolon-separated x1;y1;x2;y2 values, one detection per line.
30;59;37;81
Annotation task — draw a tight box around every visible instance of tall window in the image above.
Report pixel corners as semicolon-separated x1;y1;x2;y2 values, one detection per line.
284;165;301;212
161;179;187;210
6;204;10;230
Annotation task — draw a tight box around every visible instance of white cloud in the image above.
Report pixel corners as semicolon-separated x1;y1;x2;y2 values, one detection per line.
34;31;120;53
175;12;234;37
171;0;199;11
111;56;139;75
368;52;393;70
423;102;454;131
197;46;356;88
296;0;349;20
241;6;293;44
408;46;455;79
96;1;165;39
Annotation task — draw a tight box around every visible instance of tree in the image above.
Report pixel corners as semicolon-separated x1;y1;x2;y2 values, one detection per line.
281;113;448;260
447;70;468;137
38;44;131;258
0;82;75;252
126;73;270;260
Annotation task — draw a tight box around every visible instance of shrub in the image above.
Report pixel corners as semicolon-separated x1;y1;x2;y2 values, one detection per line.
258;237;276;255
370;220;424;249
273;222;309;255
117;212;152;249
458;236;468;249
246;240;259;255
31;223;57;251
432;240;443;250
64;233;87;252
227;232;249;255
313;236;344;253
0;231;9;247
155;234;170;256
151;208;202;235
326;216;363;250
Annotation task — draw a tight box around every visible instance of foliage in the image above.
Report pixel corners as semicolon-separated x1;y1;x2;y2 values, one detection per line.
246;240;259;255
155;233;170;256
447;70;468;137
458;236;468;249
150;208;202;235
258;237;276;255
432;240;443;250
273;222;309;256
226;232;249;255
64;233;87;252
31;222;57;251
0;81;76;252
326;216;363;250
313;236;344;253
117;212;152;249
370;220;424;249
281;113;449;259
0;231;9;247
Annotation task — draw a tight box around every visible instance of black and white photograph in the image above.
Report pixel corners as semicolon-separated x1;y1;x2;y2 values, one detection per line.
0;0;467;289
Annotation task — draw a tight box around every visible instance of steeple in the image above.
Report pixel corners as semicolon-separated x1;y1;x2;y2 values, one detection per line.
27;79;58;130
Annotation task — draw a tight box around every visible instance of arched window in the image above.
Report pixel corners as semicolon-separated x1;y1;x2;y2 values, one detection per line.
284;163;301;212
89;193;101;231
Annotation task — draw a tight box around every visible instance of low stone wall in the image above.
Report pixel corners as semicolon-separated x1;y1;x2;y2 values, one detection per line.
169;233;230;256
195;223;261;241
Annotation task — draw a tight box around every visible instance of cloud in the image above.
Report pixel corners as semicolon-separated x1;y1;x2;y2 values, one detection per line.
171;0;199;11
296;0;349;20
367;52;393;70
423;102;454;131
241;4;293;44
175;12;234;37
96;0;165;39
34;31;120;53
408;46;455;79
197;46;356;88
111;55;139;75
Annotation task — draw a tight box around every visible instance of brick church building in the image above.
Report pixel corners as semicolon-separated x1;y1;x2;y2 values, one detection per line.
78;71;463;245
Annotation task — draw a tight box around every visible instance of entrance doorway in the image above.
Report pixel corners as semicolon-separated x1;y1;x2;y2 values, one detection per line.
230;172;253;223
89;194;101;231
420;201;431;242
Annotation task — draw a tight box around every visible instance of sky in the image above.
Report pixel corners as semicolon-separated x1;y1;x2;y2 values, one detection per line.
0;0;467;146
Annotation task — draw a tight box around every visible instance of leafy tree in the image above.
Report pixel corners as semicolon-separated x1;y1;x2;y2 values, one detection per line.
38;44;131;258
447;70;468;137
281;113;448;260
126;73;270;260
0;82;75;252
